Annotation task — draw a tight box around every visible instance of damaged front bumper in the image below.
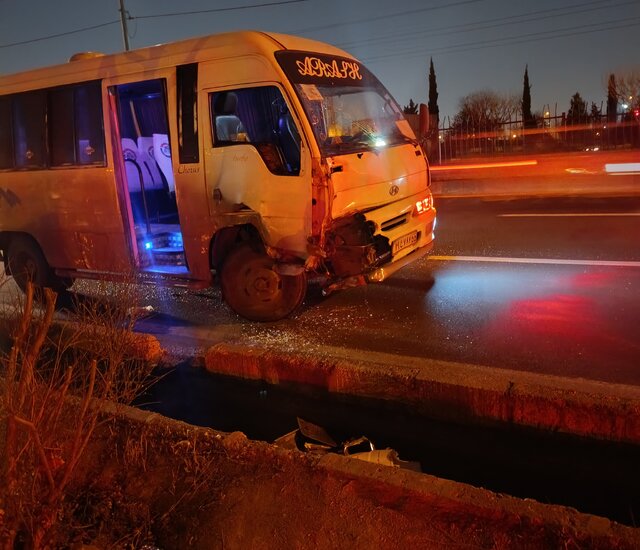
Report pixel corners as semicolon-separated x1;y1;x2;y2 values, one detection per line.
366;240;434;283
320;240;434;296
315;190;436;295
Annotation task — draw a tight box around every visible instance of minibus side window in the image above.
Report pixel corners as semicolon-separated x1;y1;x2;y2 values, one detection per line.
3;82;105;171
0;97;14;169
74;82;105;165
49;88;75;166
12;91;46;169
210;86;300;176
49;81;105;167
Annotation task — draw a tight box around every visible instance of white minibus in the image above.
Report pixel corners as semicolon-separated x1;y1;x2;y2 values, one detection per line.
0;31;436;321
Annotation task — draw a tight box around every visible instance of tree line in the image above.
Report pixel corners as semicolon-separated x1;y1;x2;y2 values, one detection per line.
403;62;640;131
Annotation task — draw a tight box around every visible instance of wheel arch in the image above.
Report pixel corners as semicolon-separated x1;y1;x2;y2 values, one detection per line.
0;231;47;275
209;223;264;270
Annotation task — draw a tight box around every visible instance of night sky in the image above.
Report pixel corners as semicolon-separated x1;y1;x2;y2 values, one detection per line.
1;0;638;121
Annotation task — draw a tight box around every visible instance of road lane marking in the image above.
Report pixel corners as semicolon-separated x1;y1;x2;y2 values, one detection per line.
428;255;640;267
605;163;640;174
498;212;640;217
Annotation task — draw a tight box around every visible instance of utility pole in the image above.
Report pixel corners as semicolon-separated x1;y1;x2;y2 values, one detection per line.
118;0;130;51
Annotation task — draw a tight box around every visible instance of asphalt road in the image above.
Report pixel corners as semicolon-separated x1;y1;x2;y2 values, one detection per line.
139;194;640;387
2;193;639;386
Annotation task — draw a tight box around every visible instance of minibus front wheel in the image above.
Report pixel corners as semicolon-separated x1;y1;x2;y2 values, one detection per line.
7;236;69;295
221;243;307;322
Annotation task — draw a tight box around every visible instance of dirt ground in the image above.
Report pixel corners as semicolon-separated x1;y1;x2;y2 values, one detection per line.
42;406;639;549
1;319;638;549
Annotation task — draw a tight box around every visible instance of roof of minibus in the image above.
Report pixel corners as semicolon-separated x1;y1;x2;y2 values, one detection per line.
0;30;355;94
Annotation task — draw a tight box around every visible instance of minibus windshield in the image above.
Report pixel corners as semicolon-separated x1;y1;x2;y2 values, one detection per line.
276;51;417;156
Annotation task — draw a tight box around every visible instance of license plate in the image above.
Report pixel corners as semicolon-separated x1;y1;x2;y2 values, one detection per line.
392;231;418;255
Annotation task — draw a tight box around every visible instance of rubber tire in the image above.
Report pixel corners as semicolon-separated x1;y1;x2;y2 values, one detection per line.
220;244;306;322
7;237;67;294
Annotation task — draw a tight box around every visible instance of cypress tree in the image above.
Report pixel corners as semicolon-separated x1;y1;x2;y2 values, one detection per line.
522;65;534;128
428;57;439;125
606;73;618;123
567;92;588;125
403;98;418;115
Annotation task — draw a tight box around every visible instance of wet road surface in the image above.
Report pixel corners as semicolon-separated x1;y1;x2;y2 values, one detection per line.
2;195;638;385
134;195;640;386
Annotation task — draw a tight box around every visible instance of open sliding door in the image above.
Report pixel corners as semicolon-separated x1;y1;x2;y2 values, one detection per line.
106;74;188;276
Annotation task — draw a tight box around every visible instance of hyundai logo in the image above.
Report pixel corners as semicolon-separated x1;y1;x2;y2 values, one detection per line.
389;184;400;196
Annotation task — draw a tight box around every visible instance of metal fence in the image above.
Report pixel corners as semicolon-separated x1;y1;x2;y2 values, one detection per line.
422;113;640;164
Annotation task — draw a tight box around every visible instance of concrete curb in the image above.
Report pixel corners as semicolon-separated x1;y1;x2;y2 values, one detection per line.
204;342;640;445
49;320;164;364
1;319;164;365
100;398;640;548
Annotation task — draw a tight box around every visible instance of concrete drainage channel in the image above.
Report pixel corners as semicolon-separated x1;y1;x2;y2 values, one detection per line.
142;364;640;525
134;340;640;545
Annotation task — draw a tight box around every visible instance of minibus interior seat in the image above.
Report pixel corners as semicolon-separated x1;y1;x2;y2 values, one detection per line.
122;137;178;226
137;136;166;191
152;133;176;193
277;109;301;174
121;138;149;224
214;92;246;142
121;138;144;192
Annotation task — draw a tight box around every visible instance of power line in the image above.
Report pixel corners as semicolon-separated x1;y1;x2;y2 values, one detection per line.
133;0;309;20
0;20;120;49
337;0;631;51
434;19;640;56
0;0;308;50
291;0;488;35
361;16;640;64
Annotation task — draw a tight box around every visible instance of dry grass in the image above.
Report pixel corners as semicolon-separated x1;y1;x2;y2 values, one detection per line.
0;276;156;549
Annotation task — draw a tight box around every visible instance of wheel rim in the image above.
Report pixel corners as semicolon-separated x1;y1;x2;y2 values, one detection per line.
222;245;307;321
239;263;283;303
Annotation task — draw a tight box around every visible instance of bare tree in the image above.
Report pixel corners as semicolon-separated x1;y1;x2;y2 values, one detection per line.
604;70;639;119
453;90;520;131
616;71;640;110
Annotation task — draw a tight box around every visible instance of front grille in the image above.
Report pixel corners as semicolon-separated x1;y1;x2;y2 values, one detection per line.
381;213;408;232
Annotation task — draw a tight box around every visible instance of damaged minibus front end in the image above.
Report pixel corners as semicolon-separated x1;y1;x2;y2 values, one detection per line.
275;49;436;296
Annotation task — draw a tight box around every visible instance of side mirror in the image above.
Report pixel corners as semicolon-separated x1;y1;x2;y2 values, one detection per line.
418;103;429;138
